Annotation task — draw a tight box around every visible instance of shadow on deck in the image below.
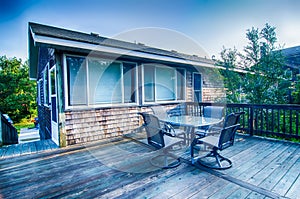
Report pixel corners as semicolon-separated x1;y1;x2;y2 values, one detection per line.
0;134;299;199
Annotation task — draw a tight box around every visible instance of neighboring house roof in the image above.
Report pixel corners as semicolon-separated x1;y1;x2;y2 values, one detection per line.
28;22;218;79
281;46;300;71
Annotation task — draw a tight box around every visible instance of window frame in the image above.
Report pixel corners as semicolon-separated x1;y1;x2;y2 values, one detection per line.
142;64;186;104
64;54;138;110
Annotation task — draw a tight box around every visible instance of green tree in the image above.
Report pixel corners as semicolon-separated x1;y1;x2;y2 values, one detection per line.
219;23;290;104
0;56;37;122
242;24;290;104
217;47;243;103
291;74;300;103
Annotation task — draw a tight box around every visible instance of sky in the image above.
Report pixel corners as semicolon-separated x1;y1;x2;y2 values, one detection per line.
1;0;300;61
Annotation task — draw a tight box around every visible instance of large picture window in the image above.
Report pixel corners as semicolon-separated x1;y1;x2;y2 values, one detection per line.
143;64;185;103
66;56;87;106
65;55;137;108
88;60;122;104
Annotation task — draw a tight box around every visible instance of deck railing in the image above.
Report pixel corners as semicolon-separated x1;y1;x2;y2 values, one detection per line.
0;113;18;145
184;102;300;140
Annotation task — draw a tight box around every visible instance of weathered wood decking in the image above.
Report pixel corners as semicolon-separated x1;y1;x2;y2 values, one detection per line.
0;139;58;158
0;135;299;198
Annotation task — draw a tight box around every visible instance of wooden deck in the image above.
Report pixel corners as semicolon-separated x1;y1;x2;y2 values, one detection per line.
0;134;299;199
0;139;58;158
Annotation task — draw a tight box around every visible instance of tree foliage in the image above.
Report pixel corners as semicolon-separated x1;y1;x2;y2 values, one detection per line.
0;56;37;122
217;47;243;103
218;23;291;104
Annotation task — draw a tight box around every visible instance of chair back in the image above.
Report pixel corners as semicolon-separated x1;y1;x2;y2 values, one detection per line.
139;113;165;149
218;124;240;150
151;106;168;120
203;106;224;119
223;111;245;128
167;104;187;116
217;111;245;150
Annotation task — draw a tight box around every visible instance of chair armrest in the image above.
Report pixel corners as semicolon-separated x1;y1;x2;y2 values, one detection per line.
163;123;177;137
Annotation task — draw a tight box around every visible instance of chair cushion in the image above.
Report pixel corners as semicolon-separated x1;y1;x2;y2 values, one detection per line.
163;135;183;148
200;135;219;147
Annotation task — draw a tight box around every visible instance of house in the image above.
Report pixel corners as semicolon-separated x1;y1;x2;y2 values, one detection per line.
281;45;300;78
28;22;225;147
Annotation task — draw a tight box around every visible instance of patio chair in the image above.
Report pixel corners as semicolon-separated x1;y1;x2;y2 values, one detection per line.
191;112;245;169
151;106;182;134
139;112;185;169
196;106;225;137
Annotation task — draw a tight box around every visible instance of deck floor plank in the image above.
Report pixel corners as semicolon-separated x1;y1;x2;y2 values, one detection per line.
285;172;300;199
224;143;283;183
20;142;32;155
186;178;229;199
206;183;240;199
0;135;299;199
226;188;252;199
233;142;292;182
247;143;298;186
272;149;300;197
225;141;285;177
130;167;208;199
258;145;300;191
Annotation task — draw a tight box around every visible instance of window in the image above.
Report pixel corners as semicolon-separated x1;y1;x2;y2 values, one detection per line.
66;56;87;106
123;62;137;103
156;67;176;101
65;55;137;108
177;69;185;100
144;65;155;102
43;67;49;106
143;64;185;103
88;59;122;104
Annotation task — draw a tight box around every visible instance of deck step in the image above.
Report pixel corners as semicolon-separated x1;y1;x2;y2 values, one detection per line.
18;128;40;144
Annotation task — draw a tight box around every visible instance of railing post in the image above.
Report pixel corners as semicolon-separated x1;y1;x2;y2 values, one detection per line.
249;105;254;136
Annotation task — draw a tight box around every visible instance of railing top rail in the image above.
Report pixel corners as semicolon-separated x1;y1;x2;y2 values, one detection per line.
185;102;300;110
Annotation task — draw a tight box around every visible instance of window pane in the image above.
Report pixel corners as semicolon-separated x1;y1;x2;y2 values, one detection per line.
144;65;155;102
123;63;136;103
156;67;175;101
89;60;122;104
66;56;87;105
177;69;185;100
50;69;56;95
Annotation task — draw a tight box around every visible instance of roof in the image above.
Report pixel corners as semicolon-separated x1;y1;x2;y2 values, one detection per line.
280;46;300;70
28;22;217;79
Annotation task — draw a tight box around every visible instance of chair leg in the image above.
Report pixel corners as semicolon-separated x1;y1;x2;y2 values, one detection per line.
191;139;203;164
197;150;232;170
150;151;181;169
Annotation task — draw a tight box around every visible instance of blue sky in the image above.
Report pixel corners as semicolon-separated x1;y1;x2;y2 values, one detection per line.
1;0;300;61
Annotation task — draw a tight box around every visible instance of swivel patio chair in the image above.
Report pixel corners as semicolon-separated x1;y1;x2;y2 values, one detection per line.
151;106;183;137
191;112;245;169
139;112;185;169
